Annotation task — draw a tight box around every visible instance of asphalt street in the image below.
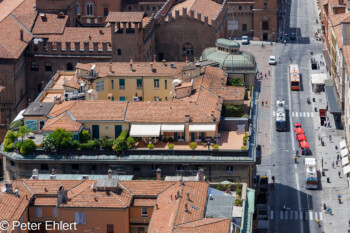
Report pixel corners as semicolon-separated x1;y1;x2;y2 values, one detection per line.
256;0;325;232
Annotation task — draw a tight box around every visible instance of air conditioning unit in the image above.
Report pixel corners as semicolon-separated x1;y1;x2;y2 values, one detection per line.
133;96;139;102
170;63;176;68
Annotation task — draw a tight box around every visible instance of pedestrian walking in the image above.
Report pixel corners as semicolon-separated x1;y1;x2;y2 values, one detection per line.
338;194;342;204
337;154;340;161
265;73;267;78
332;162;335;168
317;218;320;227
338;171;341;178
335;145;338;150
323;203;327;210
265;101;268;106
262;101;264;106
268;70;270;76
336;160;338;166
348;218;350;227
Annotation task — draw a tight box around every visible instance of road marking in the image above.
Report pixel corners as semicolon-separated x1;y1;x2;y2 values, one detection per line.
307;112;310;117
295;112;298;117
295;211;298;220
300;211;303;220
273;111;276;116
303;112;306;117
319;212;323;221
280;211;284;220
300;112;303;117
292;111;295;117
285;211;288;220
311;112;314;117
290;211;293;220
314;212;318;220
305;212;308;220
309;211;313;220
270;210;274;220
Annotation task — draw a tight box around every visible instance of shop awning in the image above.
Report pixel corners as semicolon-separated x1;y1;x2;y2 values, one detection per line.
311;73;328;85
340;140;346;150
341;148;349;157
130;124;161;137
342;156;349;166
161;124;185;132
325;85;341;114
343;165;350;175
189;124;216;132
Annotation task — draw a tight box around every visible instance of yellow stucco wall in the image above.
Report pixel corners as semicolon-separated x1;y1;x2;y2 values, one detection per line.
91;76;173;101
24;116;48;133
83;122;129;139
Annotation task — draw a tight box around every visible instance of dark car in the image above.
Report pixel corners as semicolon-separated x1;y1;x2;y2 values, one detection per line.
290;32;296;40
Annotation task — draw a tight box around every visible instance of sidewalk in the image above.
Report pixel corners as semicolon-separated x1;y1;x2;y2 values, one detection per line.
311;53;350;232
240;42;274;157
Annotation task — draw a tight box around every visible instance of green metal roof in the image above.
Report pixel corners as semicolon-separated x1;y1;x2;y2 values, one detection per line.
241;187;255;233
216;38;240;49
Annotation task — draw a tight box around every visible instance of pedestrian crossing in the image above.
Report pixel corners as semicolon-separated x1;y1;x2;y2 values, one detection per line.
272;111;314;118
270;210;323;221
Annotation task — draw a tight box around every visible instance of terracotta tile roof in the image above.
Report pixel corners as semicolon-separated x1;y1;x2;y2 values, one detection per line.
147;181;209;233
106;12;145;22
61;181;133;208
121;181;176;196
169;0;222;25
39;27;111;49
0;181;33;230
11;0;37;30
76;62;188;77
42;112;82;132
49;100;128;121
133;198;157;206
32;13;68;35
329;13;350;48
23;180;85;195
174;218;230;233
33;196;58;206
0;0;24;22
210;86;245;101
0;16;32;58
322;0;329;5
63;76;82;89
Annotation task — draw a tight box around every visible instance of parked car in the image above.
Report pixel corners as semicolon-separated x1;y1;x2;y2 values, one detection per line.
242;36;250;45
269;56;277;65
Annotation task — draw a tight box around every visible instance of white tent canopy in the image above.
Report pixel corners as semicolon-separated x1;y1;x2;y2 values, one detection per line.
342;156;349;166
311;73;328;84
189;124;216;132
12;109;26;122
340;140;346;150
161;124;185;132
130;124;161;137
343;165;350;175
341;148;349;157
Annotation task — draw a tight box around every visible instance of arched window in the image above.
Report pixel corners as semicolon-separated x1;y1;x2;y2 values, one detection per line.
117;49;121;56
182;43;194;56
87;2;93;16
31;62;39;71
66;63;73;70
76;3;80;15
45;63;52;72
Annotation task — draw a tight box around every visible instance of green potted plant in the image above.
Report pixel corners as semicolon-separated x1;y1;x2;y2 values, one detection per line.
168;143;174;150
213;144;219;150
147;143;155;149
189;142;197;150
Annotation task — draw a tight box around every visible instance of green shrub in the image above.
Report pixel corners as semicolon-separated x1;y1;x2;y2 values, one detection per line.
249;84;253;94
112;130;128;153
3;131;18;152
216;183;224;191
102;139;114;149
228;78;245;87
241;114;250;119
126;137;135;149
20;139;36;155
18;126;32;142
79;130;90;143
234;199;242;206
80;139;99;150
168;143;174;150
244;90;248;100
222;104;244;117
71;140;80;149
5;143;14;152
14;141;23;149
213;144;219;150
167;137;174;143
236;188;242;194
241;146;247;150
147;143;155;149
189;142;197;150
162;136;168;143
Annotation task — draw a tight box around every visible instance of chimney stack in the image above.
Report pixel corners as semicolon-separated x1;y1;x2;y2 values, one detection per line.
32;168;39;179
150;62;154;73
153;54;156;63
186;192;190;201
162;59;166;66
176;190;181;199
156;168;161;180
198;168;204;181
185;203;189;212
108;169;113;179
130;59;133;72
57;186;68;205
20;29;24;41
50;169;56;180
109;62;114;73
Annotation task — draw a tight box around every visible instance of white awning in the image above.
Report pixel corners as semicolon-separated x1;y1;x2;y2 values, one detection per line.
311;73;328;84
12;109;26;122
161;124;185;132
189;124;216;132
341;148;349;157
343;165;350;175
130;124;161;137
342;156;349;166
340;140;346;150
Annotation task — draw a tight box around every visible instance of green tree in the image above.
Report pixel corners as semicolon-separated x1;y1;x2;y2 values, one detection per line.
20;139;36;155
43;128;73;152
79;130;90;143
112;130;128;153
18;126;32;143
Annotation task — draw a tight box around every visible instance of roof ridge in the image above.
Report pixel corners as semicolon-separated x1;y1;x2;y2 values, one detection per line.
67;180;92;200
175;217;226;228
172;184;185;230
